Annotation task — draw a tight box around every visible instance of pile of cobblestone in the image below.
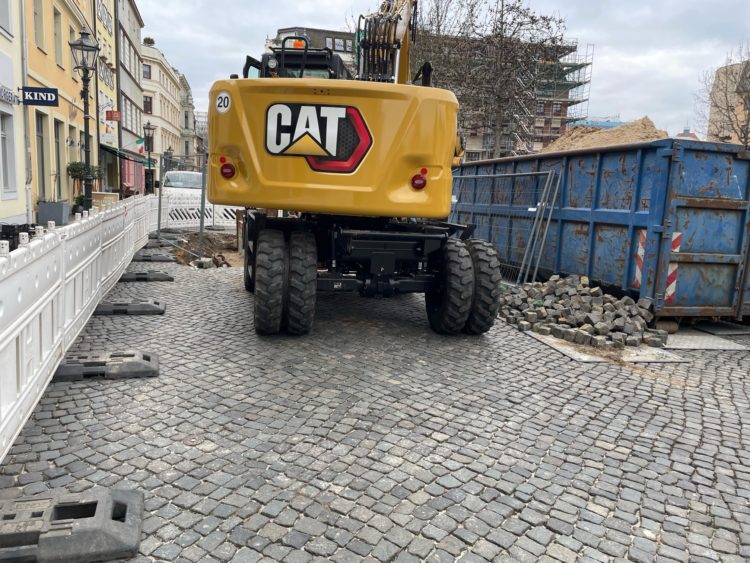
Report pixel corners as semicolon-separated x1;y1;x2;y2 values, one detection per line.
499;275;668;348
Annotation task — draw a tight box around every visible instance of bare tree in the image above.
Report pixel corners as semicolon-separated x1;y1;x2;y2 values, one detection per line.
696;41;750;146
412;0;565;157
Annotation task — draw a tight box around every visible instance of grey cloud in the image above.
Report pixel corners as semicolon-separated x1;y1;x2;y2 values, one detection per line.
139;0;750;135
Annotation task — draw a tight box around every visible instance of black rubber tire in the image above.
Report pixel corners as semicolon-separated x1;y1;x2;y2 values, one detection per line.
253;229;287;335
463;239;502;335
243;241;255;293
286;231;317;335
425;238;475;334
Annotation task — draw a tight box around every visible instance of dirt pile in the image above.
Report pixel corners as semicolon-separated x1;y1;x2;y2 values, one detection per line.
541;117;668;153
171;231;242;267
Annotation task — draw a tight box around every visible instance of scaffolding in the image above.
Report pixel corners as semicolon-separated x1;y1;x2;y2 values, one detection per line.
533;42;594;151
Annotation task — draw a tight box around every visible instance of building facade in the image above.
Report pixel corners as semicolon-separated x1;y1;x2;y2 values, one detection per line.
26;0;96;215
115;0;145;195
0;0;27;223
194;110;207;156
177;71;197;169
532;43;593;152
708;61;750;145
94;0;119;192
141;38;181;184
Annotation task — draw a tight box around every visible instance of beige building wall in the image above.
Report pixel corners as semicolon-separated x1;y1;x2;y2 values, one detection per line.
0;0;27;223
141;41;180;181
94;0;119;191
26;0;96;215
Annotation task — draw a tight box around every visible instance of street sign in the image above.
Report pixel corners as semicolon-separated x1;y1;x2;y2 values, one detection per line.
22;87;59;107
106;110;121;121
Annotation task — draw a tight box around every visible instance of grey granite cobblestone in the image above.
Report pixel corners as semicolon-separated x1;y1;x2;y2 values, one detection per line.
0;261;748;561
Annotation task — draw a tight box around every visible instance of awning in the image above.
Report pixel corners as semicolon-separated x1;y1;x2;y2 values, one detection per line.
101;144;155;166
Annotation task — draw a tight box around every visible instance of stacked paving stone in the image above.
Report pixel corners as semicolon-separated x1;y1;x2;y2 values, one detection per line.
498;274;669;349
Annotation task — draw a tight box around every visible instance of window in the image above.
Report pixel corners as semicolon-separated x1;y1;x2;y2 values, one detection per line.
143;95;152;114
184;141;189;156
53;9;62;66
69;27;76;76
0;114;10;195
67;125;76;163
54;120;63;199
33;0;44;50
143;64;151;79
184;111;189;129
552;101;562;114
0;0;11;34
36;113;48;199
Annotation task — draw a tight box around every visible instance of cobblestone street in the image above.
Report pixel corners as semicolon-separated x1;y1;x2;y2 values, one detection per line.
1;260;749;562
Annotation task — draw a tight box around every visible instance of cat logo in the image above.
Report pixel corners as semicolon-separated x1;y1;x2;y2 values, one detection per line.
265;104;372;173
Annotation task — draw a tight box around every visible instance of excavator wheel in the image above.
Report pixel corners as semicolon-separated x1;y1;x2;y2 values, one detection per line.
426;239;475;335
243;241;255;293
463;239;502;335
253;229;287;335
285;231;317;335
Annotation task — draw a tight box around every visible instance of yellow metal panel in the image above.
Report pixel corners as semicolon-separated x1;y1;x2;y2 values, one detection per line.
208;79;458;219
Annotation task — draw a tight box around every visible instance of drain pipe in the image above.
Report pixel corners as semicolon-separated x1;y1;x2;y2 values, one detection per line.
20;0;33;223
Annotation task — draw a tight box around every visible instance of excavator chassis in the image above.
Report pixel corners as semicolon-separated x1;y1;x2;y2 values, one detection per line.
243;211;501;336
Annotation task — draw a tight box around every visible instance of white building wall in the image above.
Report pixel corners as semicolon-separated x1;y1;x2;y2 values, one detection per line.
0;1;27;223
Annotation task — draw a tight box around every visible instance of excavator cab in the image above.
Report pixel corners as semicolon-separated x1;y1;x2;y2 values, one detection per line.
242;36;353;80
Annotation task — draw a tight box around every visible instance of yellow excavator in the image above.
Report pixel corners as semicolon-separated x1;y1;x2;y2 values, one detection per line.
208;0;501;335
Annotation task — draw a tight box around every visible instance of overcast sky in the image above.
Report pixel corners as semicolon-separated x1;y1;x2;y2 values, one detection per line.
138;0;750;135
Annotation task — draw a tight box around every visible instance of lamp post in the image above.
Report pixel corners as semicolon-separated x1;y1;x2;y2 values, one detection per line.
143;121;156;194
69;30;100;210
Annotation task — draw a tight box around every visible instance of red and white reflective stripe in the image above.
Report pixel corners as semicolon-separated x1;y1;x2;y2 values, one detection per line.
665;232;683;304
634;229;647;289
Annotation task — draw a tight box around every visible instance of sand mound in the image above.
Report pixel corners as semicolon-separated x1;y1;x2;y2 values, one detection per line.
540;117;668;153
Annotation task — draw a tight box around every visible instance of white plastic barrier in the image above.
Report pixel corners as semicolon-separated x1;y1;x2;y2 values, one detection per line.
163;192;240;229
0;195;154;461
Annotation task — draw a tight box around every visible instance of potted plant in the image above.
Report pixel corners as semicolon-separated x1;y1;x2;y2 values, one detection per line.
37;198;71;225
67;161;86;196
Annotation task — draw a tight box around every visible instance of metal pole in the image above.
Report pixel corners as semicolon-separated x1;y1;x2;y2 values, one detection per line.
82;70;93;210
156;153;164;238
147;146;152;194
198;153;207;259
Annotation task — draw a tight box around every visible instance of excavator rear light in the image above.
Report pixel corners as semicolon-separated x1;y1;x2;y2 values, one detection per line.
411;174;427;190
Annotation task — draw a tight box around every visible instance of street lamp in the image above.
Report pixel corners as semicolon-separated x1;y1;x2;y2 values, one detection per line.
143;121;156;194
69;30;100;210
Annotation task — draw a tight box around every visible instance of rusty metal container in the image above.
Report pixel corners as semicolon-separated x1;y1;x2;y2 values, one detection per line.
454;139;750;319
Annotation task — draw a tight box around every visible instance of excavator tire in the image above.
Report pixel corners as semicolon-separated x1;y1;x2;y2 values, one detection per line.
286;231;317;335
254;229;287;335
243;241;255;293
426;239;475;334
463;239;502;335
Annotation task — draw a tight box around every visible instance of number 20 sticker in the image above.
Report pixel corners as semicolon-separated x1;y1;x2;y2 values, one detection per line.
216;92;231;114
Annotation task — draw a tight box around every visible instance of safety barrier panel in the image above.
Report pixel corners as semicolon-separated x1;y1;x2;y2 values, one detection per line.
162;193;240;230
0;195;153;462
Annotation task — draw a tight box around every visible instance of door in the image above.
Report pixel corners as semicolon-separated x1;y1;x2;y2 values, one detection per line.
655;142;750;318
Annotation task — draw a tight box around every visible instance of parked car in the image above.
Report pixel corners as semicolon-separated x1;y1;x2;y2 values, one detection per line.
162;171;203;197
